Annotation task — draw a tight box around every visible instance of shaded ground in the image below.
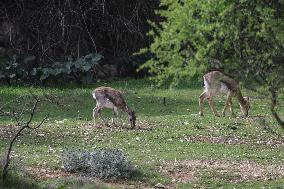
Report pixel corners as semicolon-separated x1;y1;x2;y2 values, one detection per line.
24;158;284;188
26;165;154;189
161;159;284;184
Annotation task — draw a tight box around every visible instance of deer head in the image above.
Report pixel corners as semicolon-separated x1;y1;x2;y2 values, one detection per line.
240;96;250;117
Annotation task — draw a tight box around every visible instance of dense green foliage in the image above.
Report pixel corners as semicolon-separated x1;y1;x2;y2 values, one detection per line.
141;0;284;88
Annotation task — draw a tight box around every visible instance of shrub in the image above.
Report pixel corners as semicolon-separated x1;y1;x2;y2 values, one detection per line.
32;53;103;84
0;54;34;84
139;0;284;88
61;151;90;173
0;53;103;85
61;149;136;180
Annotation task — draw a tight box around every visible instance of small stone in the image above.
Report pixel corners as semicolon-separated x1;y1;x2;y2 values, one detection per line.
154;183;167;188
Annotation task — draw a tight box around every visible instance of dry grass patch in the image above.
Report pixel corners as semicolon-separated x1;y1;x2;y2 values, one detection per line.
81;120;153;131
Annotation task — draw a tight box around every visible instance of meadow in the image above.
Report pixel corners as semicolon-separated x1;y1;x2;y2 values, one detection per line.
0;79;284;189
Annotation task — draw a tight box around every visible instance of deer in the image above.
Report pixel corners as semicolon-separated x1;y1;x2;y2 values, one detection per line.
199;70;250;117
92;87;136;128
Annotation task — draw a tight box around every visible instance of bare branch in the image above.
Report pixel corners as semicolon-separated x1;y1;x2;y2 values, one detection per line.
27;115;49;130
25;98;40;127
1;93;54;181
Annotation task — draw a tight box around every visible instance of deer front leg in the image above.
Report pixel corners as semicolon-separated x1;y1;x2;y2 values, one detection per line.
208;97;220;117
222;91;233;117
199;91;207;116
228;99;236;117
112;107;119;126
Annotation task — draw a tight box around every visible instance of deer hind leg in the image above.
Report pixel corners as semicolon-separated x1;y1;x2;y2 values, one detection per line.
199;91;207;116
208;96;220;117
93;105;102;127
222;91;233;117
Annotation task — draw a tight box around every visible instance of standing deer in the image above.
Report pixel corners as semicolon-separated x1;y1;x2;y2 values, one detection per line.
92;87;136;128
199;70;250;117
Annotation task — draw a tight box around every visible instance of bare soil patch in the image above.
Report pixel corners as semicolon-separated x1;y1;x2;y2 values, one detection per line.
162;159;284;184
81;120;153;132
26;166;71;180
0;124;19;139
183;134;284;148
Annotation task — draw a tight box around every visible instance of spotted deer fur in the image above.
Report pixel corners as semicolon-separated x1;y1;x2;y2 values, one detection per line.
92;87;136;128
199;71;250;117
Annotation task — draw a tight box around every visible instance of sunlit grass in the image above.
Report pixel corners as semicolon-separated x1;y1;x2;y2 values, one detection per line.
0;79;284;188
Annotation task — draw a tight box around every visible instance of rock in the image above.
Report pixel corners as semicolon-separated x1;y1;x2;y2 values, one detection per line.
154;183;168;189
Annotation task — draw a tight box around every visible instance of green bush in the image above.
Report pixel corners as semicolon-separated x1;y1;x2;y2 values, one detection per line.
32;53;103;84
62;149;136;180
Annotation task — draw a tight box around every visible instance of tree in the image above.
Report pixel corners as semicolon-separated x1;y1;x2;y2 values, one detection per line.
140;0;284;128
0;92;60;182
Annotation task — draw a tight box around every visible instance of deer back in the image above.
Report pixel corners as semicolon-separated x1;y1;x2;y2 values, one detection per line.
93;87;127;110
204;71;240;95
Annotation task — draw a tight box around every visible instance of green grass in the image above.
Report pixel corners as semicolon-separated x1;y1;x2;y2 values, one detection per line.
0;79;284;189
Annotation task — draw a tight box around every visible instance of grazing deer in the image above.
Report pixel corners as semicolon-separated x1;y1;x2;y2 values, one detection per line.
92;87;136;128
199;71;250;117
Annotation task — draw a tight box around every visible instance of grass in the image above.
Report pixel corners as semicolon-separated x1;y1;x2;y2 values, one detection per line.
0;78;284;188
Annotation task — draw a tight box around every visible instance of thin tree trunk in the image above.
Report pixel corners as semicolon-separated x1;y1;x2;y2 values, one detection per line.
2;126;27;180
269;87;284;129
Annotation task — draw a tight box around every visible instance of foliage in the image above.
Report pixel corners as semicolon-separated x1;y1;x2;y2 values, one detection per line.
62;149;136;179
140;0;284;88
32;53;103;84
0;53;102;85
0;55;36;84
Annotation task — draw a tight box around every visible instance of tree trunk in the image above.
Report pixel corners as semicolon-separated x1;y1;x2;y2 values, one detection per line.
1;126;26;180
269;87;284;129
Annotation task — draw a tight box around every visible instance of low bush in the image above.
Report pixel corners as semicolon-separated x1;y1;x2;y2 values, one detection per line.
61;149;136;180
